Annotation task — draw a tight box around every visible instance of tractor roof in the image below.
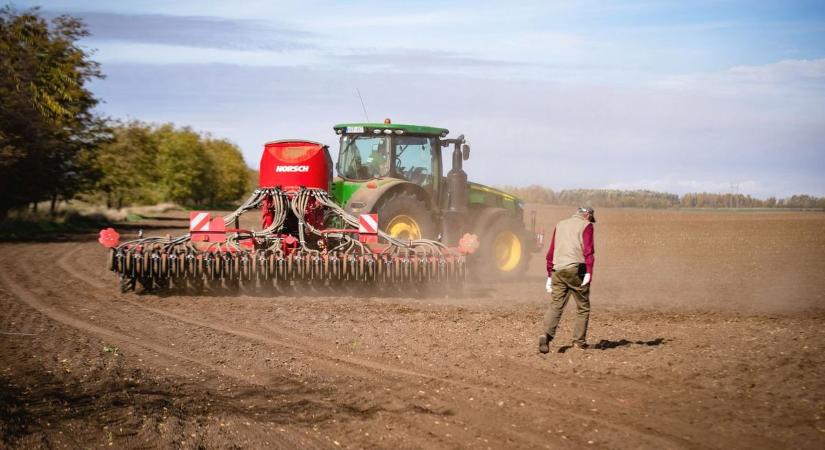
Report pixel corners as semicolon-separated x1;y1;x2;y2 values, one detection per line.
334;122;449;137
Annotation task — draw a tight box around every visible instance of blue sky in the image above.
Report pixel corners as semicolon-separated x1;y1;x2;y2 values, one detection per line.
17;0;825;197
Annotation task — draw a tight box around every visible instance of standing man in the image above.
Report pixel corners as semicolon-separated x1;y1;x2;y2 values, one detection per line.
539;207;596;353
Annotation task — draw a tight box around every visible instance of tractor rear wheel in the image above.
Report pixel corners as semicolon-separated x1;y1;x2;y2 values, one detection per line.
474;217;528;279
374;192;435;240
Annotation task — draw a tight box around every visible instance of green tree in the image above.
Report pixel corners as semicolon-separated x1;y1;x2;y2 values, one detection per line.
0;7;106;217
94;121;160;208
154;125;211;206
203;137;251;206
88;122;254;208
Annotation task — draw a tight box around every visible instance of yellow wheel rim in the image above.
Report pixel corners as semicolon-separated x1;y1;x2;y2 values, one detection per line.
493;230;522;272
386;215;422;240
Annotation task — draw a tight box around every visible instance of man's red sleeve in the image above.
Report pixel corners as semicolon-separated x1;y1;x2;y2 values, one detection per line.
582;223;595;277
545;228;556;277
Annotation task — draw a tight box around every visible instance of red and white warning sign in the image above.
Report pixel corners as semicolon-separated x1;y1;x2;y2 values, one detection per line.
189;211;226;242
190;211;211;232
358;213;378;234
358;214;379;243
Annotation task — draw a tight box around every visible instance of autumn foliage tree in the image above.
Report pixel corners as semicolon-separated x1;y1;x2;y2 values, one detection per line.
0;6;108;218
203;137;253;207
91;122;252;208
93;122;158;209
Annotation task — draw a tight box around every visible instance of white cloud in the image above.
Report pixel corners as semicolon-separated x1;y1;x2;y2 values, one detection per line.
652;58;825;100
90;42;325;67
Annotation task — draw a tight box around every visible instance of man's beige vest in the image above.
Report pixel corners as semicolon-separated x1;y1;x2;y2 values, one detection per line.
552;214;590;271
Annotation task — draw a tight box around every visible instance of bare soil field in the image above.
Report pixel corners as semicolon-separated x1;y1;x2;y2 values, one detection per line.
1;205;824;449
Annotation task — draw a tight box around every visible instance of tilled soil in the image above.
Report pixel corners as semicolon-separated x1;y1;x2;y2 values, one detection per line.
1;207;824;449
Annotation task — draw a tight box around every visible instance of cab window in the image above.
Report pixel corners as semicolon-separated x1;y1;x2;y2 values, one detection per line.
338;135;391;179
394;136;435;188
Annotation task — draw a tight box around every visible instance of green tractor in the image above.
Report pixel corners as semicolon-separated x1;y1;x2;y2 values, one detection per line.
330;120;539;278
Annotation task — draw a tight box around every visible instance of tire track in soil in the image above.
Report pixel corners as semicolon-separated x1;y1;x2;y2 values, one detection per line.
0;276;335;450
55;244;476;388
55;244;465;385
2;245;367;400
0;253;263;386
11;244;383;402
54;243;695;449
24;243;509;449
52;245;560;448
252;313;709;449
63;242;695;449
0;246;381;449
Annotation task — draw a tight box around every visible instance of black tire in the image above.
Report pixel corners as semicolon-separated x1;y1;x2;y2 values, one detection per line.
472;217;529;280
373;191;436;240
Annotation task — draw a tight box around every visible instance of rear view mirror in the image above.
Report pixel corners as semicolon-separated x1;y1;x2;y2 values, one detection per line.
461;143;470;161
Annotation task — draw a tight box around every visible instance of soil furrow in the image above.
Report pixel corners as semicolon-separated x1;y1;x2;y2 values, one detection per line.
56;243;691;449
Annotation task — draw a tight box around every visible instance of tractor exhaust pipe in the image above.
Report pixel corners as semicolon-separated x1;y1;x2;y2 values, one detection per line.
443;135;469;245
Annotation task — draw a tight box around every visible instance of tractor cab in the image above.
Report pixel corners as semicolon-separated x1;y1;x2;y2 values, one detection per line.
334;121;447;196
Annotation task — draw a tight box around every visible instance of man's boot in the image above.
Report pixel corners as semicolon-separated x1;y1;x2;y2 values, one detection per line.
538;334;553;354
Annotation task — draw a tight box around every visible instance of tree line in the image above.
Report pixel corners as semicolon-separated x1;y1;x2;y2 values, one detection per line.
0;7;252;218
500;185;825;210
1;7;105;218
92;122;253;209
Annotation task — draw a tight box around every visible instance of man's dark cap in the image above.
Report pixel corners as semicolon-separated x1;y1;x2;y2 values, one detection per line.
578;206;596;223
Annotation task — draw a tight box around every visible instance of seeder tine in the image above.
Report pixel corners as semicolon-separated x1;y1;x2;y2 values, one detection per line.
356;254;363;282
151;251;162;280
168;251;178;280
457;256;467;284
402;256;412;283
224;252;239;290
257;252;269;283
185;251;197;279
285;252;295;282
275;253;286;287
348;254;360;282
311;254;322;282
159;253;168;280
238;252;251;289
134;250;145;279
438;257;448;284
416;255;426;283
364;255;376;283
332;253;343;281
294;252;305;281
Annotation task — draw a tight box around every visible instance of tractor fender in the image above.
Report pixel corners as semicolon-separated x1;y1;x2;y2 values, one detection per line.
469;207;533;244
343;180;435;217
468;207;510;236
